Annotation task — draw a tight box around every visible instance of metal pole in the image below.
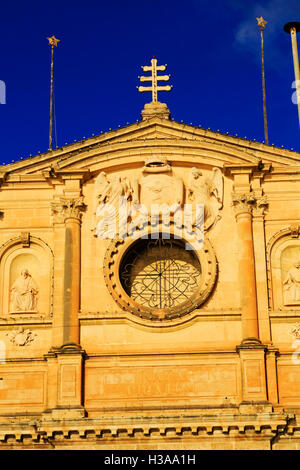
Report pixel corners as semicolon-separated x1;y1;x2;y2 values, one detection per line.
49;45;54;151
260;28;269;144
47;35;60;151
284;22;300;127
257;17;269;145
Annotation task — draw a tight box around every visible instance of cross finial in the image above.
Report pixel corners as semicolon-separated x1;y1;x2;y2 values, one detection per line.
137;58;172;103
256;16;267;31
47;35;60;47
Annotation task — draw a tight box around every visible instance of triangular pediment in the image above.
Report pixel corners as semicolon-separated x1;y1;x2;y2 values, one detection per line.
3;116;300;177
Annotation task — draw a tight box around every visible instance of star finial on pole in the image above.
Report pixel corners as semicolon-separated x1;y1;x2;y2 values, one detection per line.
47;35;60;47
256;16;267;31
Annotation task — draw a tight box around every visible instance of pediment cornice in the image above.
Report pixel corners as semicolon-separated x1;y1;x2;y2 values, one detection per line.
3;117;300;176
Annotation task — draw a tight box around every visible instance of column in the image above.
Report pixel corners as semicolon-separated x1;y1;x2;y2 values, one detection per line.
232;192;273;412
232;193;259;341
51;196;85;349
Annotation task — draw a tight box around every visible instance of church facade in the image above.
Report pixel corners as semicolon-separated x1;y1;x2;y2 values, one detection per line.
0;101;300;450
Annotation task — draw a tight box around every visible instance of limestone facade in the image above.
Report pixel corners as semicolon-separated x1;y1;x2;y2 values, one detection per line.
0;109;300;449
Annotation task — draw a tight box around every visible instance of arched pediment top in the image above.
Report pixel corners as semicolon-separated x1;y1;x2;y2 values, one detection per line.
267;225;300;255
0;234;54;260
51;141;260;176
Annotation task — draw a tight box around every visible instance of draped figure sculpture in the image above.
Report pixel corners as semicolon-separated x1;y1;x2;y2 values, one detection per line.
92;171;134;238
10;269;38;312
283;261;300;304
186;167;224;231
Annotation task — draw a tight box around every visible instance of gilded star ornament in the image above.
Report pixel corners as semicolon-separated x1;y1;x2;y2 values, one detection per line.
47;35;60;47
256;16;267;30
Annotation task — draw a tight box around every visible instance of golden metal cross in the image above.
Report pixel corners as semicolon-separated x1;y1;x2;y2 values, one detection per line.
137;57;172;102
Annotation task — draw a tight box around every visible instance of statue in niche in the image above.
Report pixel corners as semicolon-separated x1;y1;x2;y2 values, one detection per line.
283;261;300;304
10;269;38;312
186;167;224;231
92;171;135;237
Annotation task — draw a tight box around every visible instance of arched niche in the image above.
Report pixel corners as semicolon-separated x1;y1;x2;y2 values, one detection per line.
0;236;53;316
268;228;300;310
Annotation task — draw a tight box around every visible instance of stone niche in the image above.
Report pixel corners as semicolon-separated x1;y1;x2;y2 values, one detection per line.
270;235;300;310
0;238;53;316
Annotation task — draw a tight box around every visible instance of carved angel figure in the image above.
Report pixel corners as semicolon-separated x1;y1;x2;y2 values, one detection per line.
186;167;223;231
283;261;300;304
10;269;38;312
92;171;134;238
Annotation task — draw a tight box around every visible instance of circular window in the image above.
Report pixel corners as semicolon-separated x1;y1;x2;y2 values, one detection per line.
120;237;201;309
103;232;217;321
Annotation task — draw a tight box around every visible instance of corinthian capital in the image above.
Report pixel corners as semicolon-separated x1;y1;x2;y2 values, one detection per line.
232;193;256;216
252;195;268;217
51;197;86;223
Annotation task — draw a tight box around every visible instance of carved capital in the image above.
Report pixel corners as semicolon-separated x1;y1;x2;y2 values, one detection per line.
51;197;86;223
252;195;269;217
232;193;256;216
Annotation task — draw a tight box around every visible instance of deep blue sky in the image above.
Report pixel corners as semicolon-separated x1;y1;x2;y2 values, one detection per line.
0;0;300;164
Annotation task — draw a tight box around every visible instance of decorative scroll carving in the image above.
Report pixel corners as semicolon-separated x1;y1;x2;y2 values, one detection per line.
187;167;223;230
51;197;86;223
10;269;38;312
6;327;36;346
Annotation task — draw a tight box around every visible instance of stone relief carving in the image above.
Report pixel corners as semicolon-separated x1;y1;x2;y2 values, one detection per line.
290;323;300;339
6;327;36;346
92;171;135;237
10;269;38;312
92;160;224;238
130;156;183;233
283;261;300;305
187;167;223;230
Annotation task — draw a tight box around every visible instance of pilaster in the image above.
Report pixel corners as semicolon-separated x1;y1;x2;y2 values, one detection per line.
236;339;272;413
